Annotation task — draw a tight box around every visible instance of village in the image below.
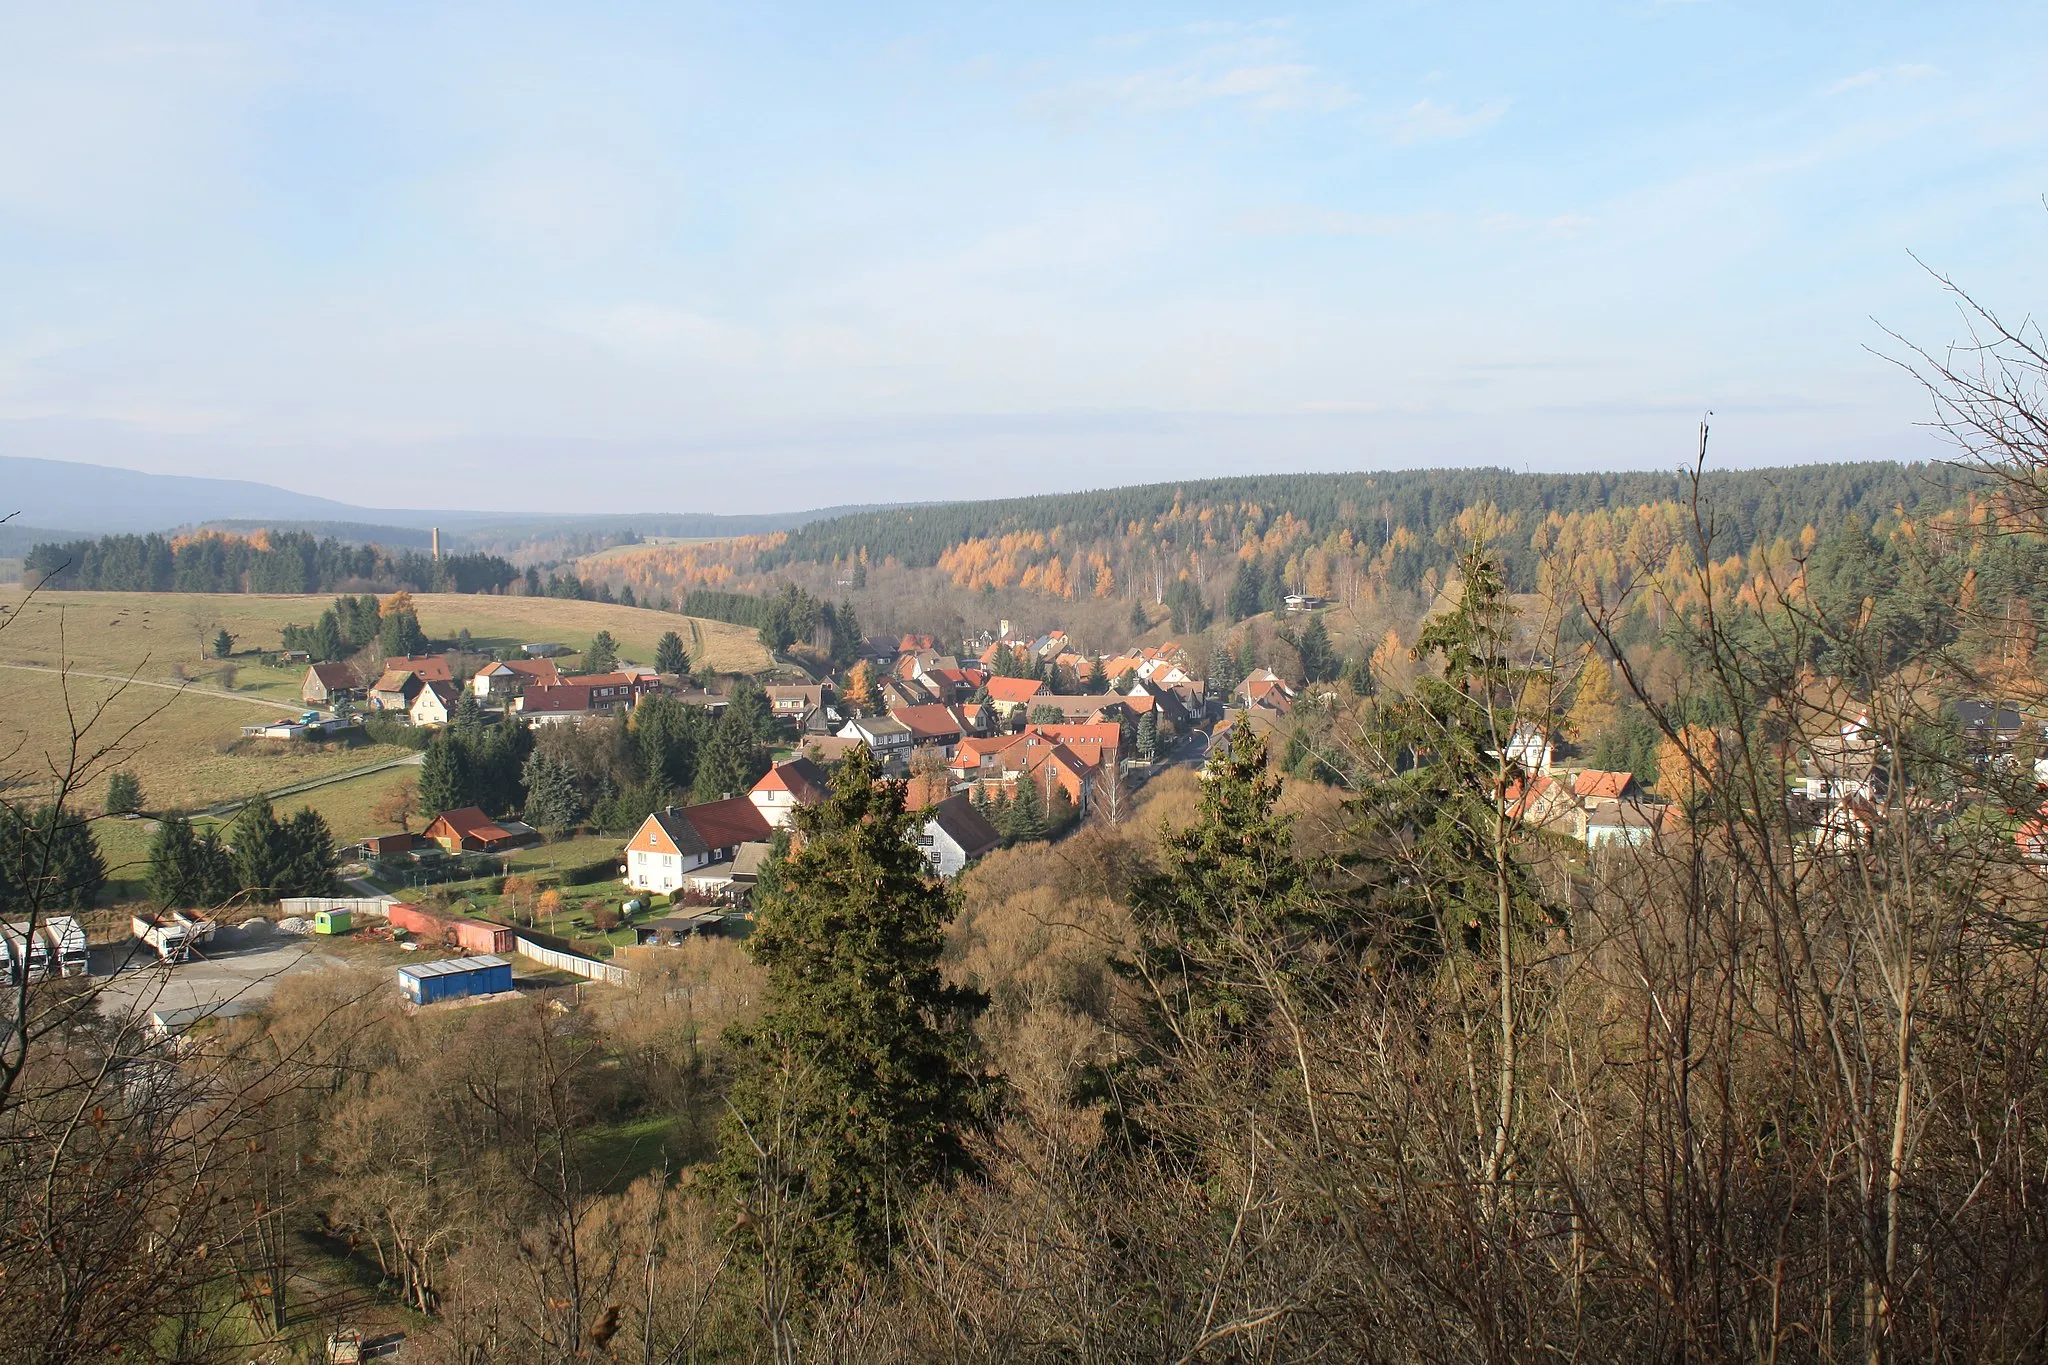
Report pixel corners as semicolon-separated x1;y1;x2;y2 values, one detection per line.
11;573;2038;1048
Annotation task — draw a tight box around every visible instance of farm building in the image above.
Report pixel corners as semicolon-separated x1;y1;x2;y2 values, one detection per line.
421;807;542;855
398;955;513;1006
385;903;517;954
301;662;359;706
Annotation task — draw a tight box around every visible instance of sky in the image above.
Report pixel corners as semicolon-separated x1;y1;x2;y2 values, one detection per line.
0;2;2044;514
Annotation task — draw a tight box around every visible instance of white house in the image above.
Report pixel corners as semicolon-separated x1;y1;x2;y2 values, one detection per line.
622;797;773;896
1501;723;1554;775
473;658;562;700
917;795;1003;878
409;680;464;727
836;714;914;759
748;757;831;829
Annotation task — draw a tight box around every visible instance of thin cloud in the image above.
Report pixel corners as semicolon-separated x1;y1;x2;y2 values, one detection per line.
1388;97;1508;144
1235;206;1589;239
1043;29;1355;116
1826;63;1939;96
1234;206;1453;237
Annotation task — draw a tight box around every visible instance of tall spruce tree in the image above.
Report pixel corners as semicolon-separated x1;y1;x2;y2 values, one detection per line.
416;736;471;816
584;630;619;674
1004;775;1046;844
146;815;235;907
1228;558;1266;621
0;804;107;912
522;749;587;833
718;744;998;1269
654;630;689;677
280;809;338;897
230;799;294;900
377;608;427;658
693;707;768;803
1123;727;1325;1041
104;771;143;816
1362;546;1553;961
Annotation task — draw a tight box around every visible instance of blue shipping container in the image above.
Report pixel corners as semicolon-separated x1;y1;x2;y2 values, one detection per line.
398;954;513;1005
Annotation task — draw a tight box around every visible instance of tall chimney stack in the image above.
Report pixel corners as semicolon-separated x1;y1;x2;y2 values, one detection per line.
432;527;441;562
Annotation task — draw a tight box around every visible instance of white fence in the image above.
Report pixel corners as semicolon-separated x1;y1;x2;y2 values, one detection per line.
514;935;634;986
278;896;397;915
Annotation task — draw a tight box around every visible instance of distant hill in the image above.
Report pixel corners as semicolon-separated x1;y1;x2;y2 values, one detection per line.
0;455;893;543
0;456;368;534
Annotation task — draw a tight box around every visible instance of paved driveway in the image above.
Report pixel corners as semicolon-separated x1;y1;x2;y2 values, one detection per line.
91;921;345;1022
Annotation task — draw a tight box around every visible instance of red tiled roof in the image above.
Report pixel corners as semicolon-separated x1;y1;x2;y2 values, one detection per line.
1572;770;1635;801
522;684;596;714
430;806;502;838
985;677;1046;704
892;704;967;742
680;795;772;848
387;655;453;683
1027;723;1120;762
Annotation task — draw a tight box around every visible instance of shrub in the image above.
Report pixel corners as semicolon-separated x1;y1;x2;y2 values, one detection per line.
562;857;618;887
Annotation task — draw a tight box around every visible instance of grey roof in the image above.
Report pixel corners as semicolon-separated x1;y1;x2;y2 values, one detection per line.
730;840;775;879
927;794;1002;858
399;953;509;981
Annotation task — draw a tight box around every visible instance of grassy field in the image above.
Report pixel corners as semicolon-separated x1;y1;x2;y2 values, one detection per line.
0;588;772;698
0;667;415;813
0;587;770;909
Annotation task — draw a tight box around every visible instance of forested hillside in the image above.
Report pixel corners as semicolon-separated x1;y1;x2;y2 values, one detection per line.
574;462;1977;648
22;528;518;595
759;464;1958;586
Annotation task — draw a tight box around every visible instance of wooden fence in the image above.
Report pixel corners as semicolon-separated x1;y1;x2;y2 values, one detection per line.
513;935;634;986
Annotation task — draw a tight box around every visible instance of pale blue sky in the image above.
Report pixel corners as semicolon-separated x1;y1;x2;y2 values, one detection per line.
1;3;2043;513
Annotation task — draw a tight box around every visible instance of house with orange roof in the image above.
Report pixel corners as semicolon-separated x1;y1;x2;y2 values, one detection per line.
1235;668;1295;711
1571;769;1637;802
749;757;832;829
983;676;1047;718
422;806;541;855
951;725;1108;809
1026;722;1121;767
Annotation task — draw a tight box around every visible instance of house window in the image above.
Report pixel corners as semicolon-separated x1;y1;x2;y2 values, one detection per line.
664;854;675;868
927;852;944;869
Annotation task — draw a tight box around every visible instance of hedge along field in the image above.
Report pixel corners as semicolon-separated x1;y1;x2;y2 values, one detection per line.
0;588;774;694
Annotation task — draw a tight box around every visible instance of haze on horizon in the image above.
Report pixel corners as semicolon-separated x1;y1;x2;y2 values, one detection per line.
1;2;2043;516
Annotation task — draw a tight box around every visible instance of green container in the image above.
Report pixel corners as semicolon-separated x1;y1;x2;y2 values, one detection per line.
313;909;353;935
